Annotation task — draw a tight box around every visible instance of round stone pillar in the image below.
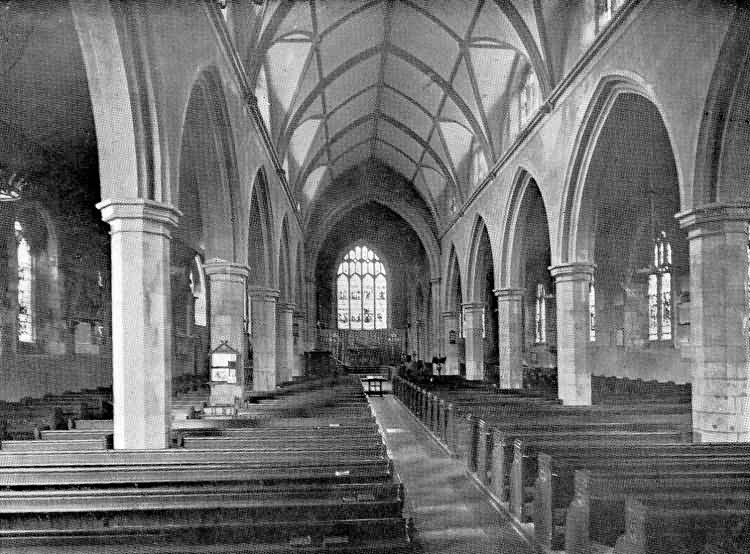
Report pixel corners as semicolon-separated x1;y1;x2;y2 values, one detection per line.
442;311;459;375
248;286;279;391
276;302;295;385
550;262;595;406
463;302;486;381
677;203;750;442
203;260;249;405
98;198;180;450
495;288;525;389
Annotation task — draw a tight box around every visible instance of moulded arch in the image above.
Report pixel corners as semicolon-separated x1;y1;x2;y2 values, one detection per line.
248;168;275;287
71;1;142;200
559;76;683;264
465;214;497;301
695;5;750;205
307;197;440;283
443;243;464;312
277;215;293;302
500;168;551;289
177;68;241;261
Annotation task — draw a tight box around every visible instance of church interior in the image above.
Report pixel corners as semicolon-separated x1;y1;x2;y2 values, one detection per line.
0;0;749;552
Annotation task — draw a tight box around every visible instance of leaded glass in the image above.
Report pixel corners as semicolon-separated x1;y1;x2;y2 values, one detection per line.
337;246;387;330
15;221;33;343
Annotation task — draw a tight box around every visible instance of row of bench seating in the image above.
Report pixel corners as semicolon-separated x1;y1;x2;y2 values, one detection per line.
394;375;747;554
0;375;414;552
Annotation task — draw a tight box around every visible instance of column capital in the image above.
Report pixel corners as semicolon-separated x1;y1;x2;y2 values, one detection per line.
97;198;181;237
461;302;485;313
441;310;458;319
248;285;280;302
493;287;525;299
676;202;750;236
203;259;250;279
549;262;595;281
277;302;296;313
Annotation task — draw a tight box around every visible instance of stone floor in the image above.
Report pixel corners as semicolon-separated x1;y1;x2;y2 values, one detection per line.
367;392;533;554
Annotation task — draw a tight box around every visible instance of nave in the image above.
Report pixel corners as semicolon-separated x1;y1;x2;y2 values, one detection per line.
1;1;750;552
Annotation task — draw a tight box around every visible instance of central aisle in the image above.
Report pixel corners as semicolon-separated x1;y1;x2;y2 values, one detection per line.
368;394;533;554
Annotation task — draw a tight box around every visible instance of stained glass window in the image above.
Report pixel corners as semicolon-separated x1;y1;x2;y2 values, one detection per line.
589;278;596;342
189;255;207;327
337;246;387;330
535;283;546;343
15;221;33;343
648;231;672;341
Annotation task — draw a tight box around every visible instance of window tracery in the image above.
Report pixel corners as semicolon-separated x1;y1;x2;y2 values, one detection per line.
648;231;672;341
337;246;387;330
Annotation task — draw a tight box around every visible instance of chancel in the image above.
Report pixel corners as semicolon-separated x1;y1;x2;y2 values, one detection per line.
0;1;748;552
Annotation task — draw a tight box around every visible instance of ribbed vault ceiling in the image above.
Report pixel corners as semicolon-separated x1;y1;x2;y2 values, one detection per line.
244;0;551;221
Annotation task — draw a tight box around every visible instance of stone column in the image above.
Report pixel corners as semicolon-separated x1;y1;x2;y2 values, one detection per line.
0;202;18;367
677;203;750;442
293;310;305;377
248;286;279;391
550;262;595;406
430;277;442;356
463;302;485;381
276;302;295;384
203;260;249;405
98;199;180;450
442;311;459;375
495;288;525;389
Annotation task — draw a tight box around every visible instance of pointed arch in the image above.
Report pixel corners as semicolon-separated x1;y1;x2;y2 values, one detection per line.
466;214;497;301
500;168;552;289
443;243;464;312
248;168;275;287
177;68;241;261
277;215;293;302
559;76;681;264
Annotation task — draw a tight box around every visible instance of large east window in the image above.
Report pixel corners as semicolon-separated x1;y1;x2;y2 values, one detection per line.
648;231;672;341
337;246;387;330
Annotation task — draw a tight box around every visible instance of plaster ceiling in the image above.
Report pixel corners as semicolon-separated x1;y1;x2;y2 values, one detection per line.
244;0;551;220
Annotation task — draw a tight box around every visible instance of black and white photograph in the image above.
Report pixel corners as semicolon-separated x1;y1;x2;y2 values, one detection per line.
0;1;748;552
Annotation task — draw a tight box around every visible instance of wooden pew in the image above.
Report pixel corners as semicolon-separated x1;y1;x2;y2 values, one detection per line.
557;462;750;554
612;495;750;554
0;438;110;452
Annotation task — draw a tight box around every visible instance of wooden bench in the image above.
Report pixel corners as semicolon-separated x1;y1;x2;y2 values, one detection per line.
0;438;110;452
612;495;750;554
551;460;750;553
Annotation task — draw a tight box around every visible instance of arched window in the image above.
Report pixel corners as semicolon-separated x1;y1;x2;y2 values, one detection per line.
337;246;387;330
589;278;596;342
519;71;539;128
595;0;625;33
648;231;672;341
189;255;207;328
535;283;546;343
15;220;33;343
